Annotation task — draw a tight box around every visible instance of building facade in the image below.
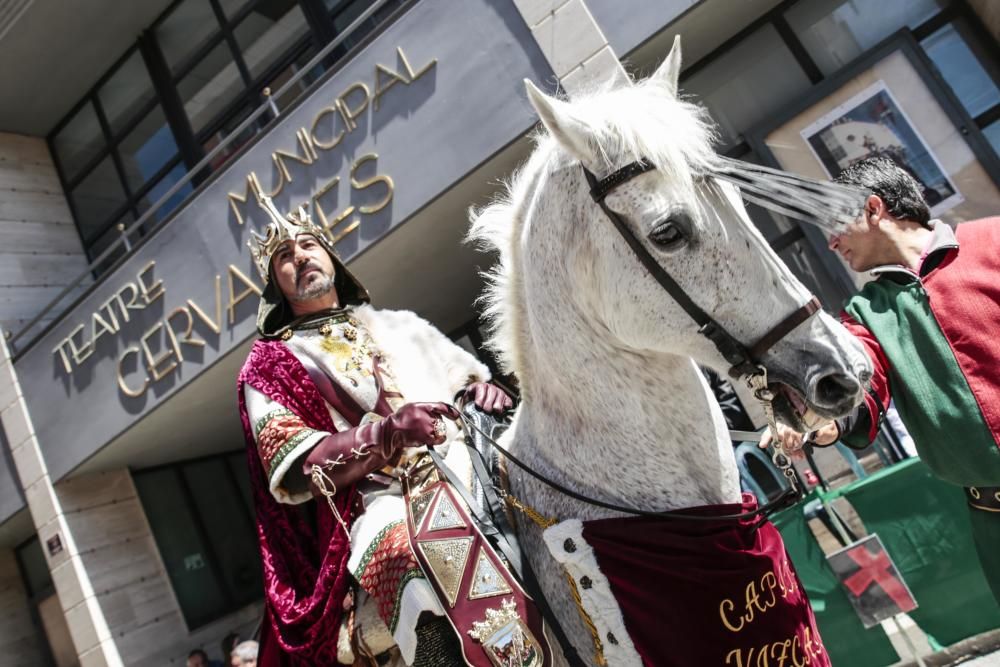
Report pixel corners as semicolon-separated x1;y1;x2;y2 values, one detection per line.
0;0;997;664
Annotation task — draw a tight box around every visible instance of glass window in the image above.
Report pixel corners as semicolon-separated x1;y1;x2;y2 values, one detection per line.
785;0;944;76
228;452;255;519
202;102;257;170
329;0;386;50
263;44;322;112
98;50;157;136
70;155;128;242
233;0;309;80
52;102;105;184
137;161;194;223
984;119;1000;156
135;468;231;628
156;0;224;76
118;107;180;192
15;538;52;598
89;211;134;276
683;25;813;151
220;0;252;21
922;21;1000;120
179;41;246;134
182;459;262;606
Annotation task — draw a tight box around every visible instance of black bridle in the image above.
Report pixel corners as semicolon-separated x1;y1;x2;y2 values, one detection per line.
582;159;821;380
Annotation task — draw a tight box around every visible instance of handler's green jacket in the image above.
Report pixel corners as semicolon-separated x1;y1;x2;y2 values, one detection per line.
837;217;1000;598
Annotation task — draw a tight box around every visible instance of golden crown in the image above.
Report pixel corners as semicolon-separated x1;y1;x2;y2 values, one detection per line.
246;173;327;280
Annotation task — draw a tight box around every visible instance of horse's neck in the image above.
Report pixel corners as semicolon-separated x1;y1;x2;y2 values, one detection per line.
514;330;744;516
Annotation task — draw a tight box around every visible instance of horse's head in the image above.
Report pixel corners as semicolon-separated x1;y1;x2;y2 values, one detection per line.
506;37;870;430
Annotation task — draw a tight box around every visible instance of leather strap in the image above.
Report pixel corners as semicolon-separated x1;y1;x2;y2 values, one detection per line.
458;411;799;522
748;297;820;360
584;161;821;379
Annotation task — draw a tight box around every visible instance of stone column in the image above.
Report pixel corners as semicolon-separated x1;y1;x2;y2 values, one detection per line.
0;336;123;667
511;0;627;94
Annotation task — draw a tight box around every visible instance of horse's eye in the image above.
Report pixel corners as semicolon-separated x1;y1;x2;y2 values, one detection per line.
649;215;690;250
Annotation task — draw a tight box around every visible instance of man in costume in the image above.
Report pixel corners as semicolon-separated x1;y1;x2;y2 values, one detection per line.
236;191;518;665
765;156;1000;601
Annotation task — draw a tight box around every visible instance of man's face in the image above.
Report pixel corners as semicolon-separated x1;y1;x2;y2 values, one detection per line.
271;234;336;304
827;198;890;272
187;655;208;667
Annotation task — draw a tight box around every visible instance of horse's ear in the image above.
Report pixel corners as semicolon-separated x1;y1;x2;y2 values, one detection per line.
652;35;682;96
525;79;597;165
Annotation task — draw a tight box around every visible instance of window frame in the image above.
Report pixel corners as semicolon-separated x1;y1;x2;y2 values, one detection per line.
132;449;260;631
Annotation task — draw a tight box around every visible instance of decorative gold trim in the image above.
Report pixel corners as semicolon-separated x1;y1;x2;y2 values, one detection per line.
468;547;513;601
969;502;1000;513
409;487;437;533
970;487;982;500
427;489;467;532
417;537;473;607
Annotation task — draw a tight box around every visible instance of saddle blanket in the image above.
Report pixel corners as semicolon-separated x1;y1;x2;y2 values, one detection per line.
546;494;831;667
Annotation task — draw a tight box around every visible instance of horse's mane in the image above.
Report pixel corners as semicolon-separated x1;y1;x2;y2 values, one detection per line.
468;73;718;377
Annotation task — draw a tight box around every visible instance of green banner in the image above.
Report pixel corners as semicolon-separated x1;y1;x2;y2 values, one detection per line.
774;458;1000;665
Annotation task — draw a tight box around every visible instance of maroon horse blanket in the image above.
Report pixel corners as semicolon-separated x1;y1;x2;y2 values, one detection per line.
565;494;830;666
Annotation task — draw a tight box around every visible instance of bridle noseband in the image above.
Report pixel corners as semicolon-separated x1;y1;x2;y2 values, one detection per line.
582;160;820;381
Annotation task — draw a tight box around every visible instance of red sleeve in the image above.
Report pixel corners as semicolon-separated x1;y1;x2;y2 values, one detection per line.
840;312;892;443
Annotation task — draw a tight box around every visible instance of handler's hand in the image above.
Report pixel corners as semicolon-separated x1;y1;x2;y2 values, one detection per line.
759;422;839;460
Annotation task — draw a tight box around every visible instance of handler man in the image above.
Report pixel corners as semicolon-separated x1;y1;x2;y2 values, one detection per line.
765;156;1000;602
236;190;512;665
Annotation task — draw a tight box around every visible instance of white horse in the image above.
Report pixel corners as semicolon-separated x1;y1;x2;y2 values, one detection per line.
468;39;871;666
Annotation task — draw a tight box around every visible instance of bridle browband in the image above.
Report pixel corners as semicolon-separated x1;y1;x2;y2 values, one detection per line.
583;159;821;380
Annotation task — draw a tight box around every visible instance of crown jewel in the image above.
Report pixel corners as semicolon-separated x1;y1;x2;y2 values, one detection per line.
246;173;328;280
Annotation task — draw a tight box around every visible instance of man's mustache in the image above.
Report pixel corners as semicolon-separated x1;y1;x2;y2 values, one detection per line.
296;262;325;285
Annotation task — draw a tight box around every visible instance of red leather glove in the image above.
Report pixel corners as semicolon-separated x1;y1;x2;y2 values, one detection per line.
463;382;514;414
302;402;459;496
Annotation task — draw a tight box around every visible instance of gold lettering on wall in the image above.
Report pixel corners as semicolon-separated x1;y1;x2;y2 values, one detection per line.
60;45;431;395
227;264;262;325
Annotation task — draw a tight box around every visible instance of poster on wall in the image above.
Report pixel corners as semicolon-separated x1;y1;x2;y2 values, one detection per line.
750;35;1000;233
800;80;963;216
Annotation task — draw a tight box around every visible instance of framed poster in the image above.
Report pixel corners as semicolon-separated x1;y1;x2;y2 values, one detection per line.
800;80;963;216
749;31;1000;231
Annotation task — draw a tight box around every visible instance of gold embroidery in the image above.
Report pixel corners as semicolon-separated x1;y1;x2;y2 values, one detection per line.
417;537;473;607
468;548;513;600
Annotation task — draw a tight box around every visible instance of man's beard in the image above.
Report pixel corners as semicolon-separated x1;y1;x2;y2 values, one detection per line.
291;272;336;302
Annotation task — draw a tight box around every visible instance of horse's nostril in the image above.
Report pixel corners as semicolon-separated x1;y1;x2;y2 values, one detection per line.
813;373;861;407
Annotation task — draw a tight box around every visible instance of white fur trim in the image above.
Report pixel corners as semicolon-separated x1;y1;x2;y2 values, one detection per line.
543;520;642;666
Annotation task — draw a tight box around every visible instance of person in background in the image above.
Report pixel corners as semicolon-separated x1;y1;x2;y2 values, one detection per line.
221;632;240;667
232;640;259;667
763;156;1000;602
186;649;222;667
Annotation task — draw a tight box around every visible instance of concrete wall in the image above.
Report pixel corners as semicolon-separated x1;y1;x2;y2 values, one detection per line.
13;0;555;484
0;548;48;666
50;469;259;666
0;132;88;337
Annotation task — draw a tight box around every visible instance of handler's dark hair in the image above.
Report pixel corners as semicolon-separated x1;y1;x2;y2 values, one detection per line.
835;156;931;227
